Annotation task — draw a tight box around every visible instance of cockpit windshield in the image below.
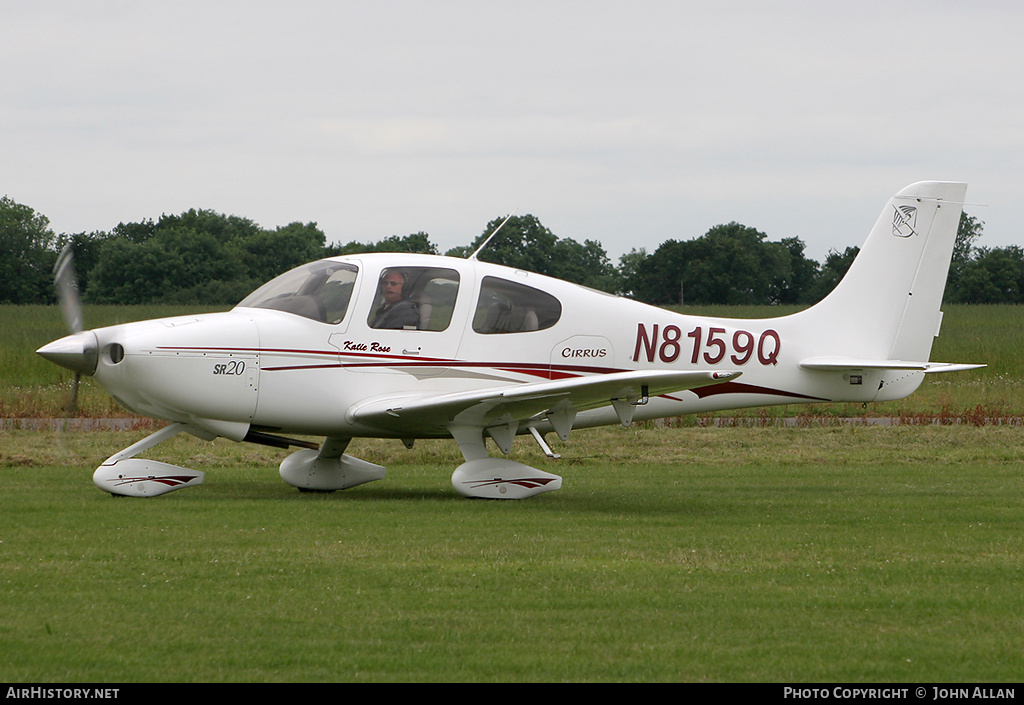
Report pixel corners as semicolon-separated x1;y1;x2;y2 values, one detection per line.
236;260;358;324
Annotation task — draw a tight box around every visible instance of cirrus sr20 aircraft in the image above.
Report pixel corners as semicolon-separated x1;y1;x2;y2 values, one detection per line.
38;181;983;499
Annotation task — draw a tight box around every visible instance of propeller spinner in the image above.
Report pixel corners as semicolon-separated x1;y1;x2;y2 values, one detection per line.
36;330;99;376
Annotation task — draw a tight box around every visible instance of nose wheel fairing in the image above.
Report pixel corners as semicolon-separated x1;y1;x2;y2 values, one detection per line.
93;423;204;497
278;437;385;492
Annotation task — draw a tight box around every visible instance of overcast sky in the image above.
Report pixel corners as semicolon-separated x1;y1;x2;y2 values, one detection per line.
3;1;1021;264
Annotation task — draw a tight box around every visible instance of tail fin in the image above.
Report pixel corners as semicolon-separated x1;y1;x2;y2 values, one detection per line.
796;181;967;363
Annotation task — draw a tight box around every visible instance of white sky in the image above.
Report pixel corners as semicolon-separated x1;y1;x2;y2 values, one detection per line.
3;0;1021;264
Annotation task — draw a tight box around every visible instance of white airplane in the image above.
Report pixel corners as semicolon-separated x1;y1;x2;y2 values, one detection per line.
38;181;983;499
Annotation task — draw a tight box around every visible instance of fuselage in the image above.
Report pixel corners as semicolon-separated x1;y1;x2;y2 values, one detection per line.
81;252;910;441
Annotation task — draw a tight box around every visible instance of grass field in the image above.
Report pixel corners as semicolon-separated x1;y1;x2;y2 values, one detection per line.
2;303;1023;682
2;425;1022;682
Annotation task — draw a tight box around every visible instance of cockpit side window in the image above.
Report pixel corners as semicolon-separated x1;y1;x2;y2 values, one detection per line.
236;261;358;324
472;276;561;334
368;267;461;331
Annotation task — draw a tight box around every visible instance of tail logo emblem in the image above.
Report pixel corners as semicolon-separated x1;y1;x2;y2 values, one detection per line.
892;205;918;238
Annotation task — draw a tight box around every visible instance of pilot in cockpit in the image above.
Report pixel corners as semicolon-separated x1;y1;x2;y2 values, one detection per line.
370;269;420;329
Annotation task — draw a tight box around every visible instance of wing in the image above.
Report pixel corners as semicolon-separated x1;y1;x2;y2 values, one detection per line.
348;369;741;441
799;357;985;374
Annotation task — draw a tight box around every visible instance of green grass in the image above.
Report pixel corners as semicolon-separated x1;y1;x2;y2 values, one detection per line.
2;424;1022;682
3;303;1022;681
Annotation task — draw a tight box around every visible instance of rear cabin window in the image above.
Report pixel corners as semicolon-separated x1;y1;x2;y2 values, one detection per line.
472;276;561;334
368;267;460;331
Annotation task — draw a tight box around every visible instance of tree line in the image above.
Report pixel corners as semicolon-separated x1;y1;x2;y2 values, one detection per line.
0;194;1014;308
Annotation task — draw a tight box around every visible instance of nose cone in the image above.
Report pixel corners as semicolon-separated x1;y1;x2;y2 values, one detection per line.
37;331;99;376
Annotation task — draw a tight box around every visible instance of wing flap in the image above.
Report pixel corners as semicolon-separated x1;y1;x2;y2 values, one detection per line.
349;369;741;435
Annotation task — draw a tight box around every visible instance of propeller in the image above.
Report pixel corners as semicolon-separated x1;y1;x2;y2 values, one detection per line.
52;244;87;415
54;244;84;334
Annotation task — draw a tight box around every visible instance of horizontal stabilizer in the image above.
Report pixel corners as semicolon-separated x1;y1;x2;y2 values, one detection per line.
800;357;985;374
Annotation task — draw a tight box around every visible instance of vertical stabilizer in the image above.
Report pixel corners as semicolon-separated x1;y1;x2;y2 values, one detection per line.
794;181;967;363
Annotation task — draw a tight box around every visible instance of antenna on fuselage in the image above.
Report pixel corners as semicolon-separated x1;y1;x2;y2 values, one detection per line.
469;210;516;261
